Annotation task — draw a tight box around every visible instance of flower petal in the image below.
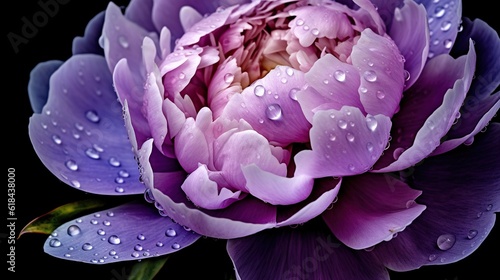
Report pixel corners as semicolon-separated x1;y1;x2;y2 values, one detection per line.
102;2;157;75
352;29;405;118
72;11;105;55
415;0;461;58
277;177;341;227
181;164;243;210
295;106;391;178
373;40;476;172
297;53;363;124
435;18;500;153
389;0;429;89
44;201;200;264
28;60;63;113
124;0;156;32
242;164;314;205
373;122;500;271
227;221;390;280
138;139;277;239
222;66;311;146
323;173;426;250
28;54;144;195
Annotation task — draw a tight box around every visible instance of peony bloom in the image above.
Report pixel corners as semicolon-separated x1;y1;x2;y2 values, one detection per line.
26;0;499;279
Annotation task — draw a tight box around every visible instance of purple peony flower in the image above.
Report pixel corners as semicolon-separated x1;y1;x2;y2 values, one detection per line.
26;0;499;279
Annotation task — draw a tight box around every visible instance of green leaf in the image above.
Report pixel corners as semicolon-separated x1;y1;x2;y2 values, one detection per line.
19;198;107;238
128;256;169;280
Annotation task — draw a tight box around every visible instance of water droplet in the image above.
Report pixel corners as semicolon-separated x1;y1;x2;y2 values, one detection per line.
108;235;121;245
303;25;310;31
437;234;456;250
71;180;81;188
67;225;81;236
108;157;121;167
434;6;445;18
296;18;304;26
366;142;373;153
323;79;329;84
365;116;378;132
441;21;452;31
476;211;483;218
359;87;368;94
171;243;181;249
266;104;282;121
311;28;319;36
137;234;146;241
428;254;437;262
486;204;493;211
103;220;111;226
363;70;377;82
97;229;106;236
144;189;155;203
134;244;143;251
254;85;265;97
427;120;436;130
85;148;100;160
115;177;124;184
131;252;140;258
286;67;294;76
52;135;62;145
49;239;62;247
403;70;410;81
334;70;346;82
443;39;453;49
376;90;385;99
165;228;177;237
348;164;355;171
82;243;93;251
224;73;234;84
288;88;299;101
156;241;164;247
337;119;347;129
65;160;79;171
85;110;100;123
346;133;355;142
467;230;478;240
393;147;405;160
90;219;98;225
118;36;129;48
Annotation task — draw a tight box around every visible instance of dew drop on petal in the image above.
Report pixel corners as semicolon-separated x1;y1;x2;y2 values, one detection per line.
85;110;100;123
82;243;93;251
366;142;374;153
171;243;181;249
118;36;129;48
85;148;100;160
108;157;121;167
266;104;282;121
363;70;377;82
337;119;347;129
165;228;177;237
346;133;355;142
437;234;456;251
467;230;478;240
67;225;81;236
334;70;346;82
254;85;265;97
97;229;106;236
65;160;79;171
52;135;62;145
365;116;378;132
428;254;437;262
376;90;385;99
49;239;62;247
288;88;299;101
108;235;121;245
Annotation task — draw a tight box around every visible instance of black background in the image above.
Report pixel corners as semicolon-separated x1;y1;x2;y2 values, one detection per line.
4;1;499;279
